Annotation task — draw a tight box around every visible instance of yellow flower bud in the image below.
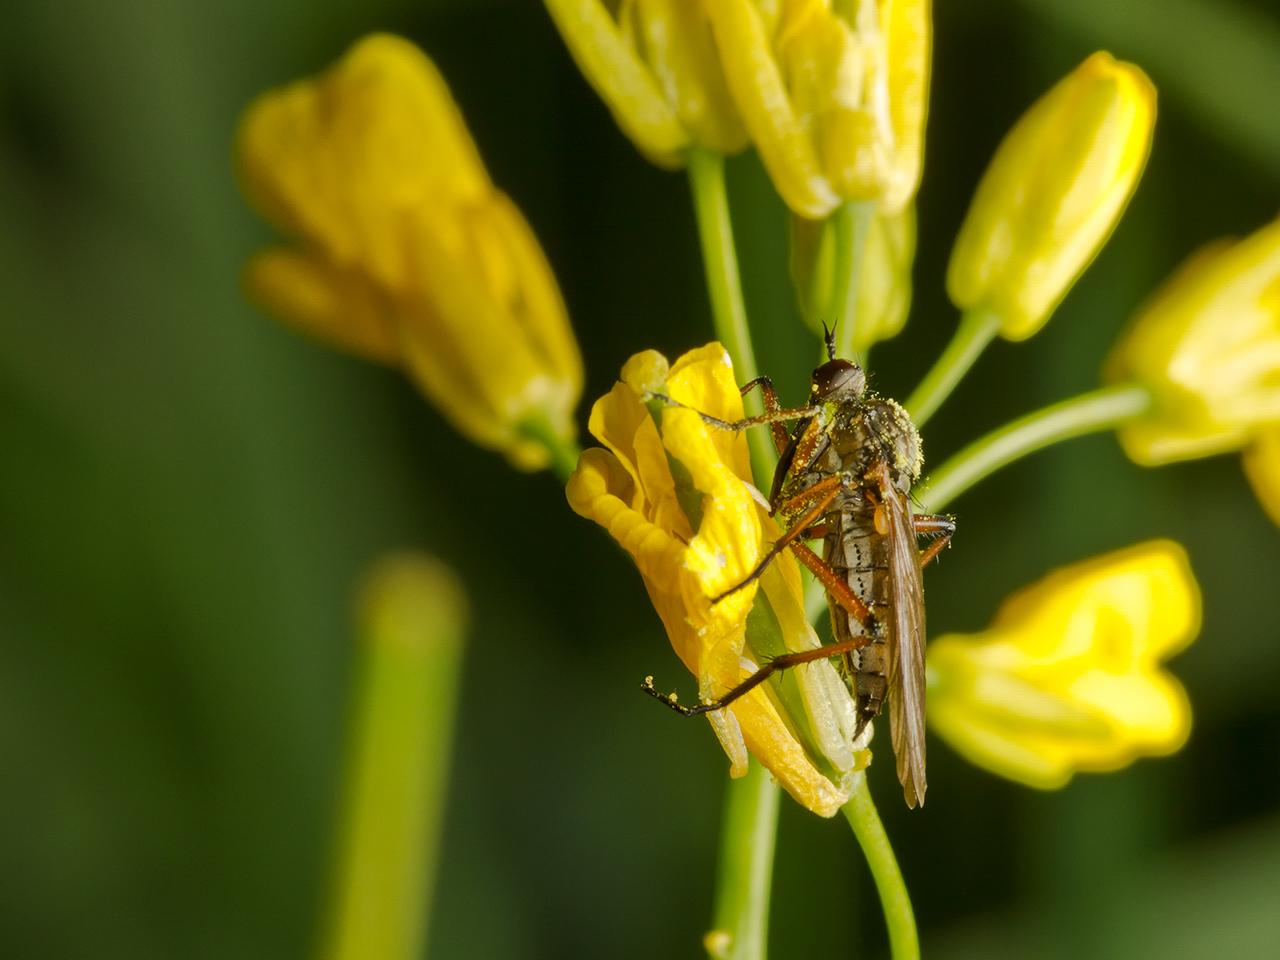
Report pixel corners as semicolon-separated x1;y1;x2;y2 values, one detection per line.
707;0;932;218
543;0;747;165
791;205;915;352
947;52;1156;340
567;344;868;816
928;541;1199;790
1104;217;1280;465
1244;429;1280;527
236;34;583;471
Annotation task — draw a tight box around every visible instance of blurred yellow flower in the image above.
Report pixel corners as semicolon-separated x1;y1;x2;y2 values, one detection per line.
567;344;867;816
1244;429;1280;526
947;52;1156;340
236;33;583;471
1105;217;1280;467
707;0;931;218
791;205;915;352
543;0;747;165
928;541;1199;790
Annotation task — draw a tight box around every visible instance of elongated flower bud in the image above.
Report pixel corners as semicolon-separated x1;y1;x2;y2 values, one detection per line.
1244;429;1280;527
929;541;1199;790
237;34;583;470
1104;217;1280;465
543;0;747;165
947;52;1156;340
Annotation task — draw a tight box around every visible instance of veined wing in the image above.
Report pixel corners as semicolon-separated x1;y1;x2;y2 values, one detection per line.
873;460;927;808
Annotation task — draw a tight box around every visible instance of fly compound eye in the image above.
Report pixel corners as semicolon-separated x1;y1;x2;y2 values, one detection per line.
811;359;866;400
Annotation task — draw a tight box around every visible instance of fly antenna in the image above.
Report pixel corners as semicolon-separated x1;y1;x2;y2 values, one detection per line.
821;321;837;361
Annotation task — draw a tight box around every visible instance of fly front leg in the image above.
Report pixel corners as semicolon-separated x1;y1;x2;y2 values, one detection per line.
738;376;792;455
647;391;819;435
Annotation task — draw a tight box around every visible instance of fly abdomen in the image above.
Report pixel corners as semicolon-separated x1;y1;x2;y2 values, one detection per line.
824;509;891;733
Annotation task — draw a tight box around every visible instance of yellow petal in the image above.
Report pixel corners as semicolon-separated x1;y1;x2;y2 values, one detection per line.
544;0;691;165
1243;429;1280;527
880;0;931;213
244;248;400;363
708;0;841;217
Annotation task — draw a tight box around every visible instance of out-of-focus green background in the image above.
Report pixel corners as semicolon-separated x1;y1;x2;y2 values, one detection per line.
2;1;1278;957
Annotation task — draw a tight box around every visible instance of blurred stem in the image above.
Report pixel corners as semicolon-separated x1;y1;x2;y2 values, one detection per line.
904;309;1002;427
687;147;776;484
320;556;468;960
707;762;780;960
841;774;919;960
831;201;876;366
916;382;1153;512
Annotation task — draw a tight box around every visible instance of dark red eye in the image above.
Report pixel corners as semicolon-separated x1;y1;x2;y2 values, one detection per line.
811;359;865;399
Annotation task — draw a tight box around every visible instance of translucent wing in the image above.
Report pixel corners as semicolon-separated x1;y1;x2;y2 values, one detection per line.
874;460;928;808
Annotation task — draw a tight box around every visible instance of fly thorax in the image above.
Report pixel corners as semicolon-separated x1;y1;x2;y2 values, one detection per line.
862;398;922;489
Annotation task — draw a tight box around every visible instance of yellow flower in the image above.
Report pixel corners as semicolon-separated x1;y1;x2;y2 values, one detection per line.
236;34;583;471
543;0;747;165
928;541;1199;790
567;344;867;816
1104;217;1280;466
1244;429;1280;526
947;52;1156;340
707;0;931;218
791;204;915;352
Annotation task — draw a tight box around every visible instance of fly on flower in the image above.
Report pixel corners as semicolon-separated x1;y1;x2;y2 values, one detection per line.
644;329;953;807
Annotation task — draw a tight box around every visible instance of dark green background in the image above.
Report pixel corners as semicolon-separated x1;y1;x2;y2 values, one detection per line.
2;1;1278;957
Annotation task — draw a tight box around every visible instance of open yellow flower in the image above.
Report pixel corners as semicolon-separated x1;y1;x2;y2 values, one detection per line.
236;34;583;470
567;344;867;816
928;541;1199;790
947;52;1156;340
1104;217;1280;468
543;0;747;165
707;0;931;218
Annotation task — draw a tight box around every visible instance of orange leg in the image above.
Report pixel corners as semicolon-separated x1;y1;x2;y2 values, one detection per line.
739;376;791;456
789;540;876;629
642;636;873;717
710;474;845;603
648;391;818;435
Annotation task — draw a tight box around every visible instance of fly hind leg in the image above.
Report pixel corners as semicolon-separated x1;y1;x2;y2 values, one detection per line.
913;513;955;567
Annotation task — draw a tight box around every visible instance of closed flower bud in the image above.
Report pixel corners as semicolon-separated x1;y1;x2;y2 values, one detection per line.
928;541;1199;790
947;52;1156;340
568;344;868;816
707;0;931;218
543;0;747;165
791;205;915;352
1104;217;1280;465
237;34;583;470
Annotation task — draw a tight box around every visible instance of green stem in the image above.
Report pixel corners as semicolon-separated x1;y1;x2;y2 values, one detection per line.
916;382;1152;513
903;309;1002;428
321;556;467;960
830;201;876;366
687;148;775;484
706;762;780;960
842;774;918;960
519;417;583;483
